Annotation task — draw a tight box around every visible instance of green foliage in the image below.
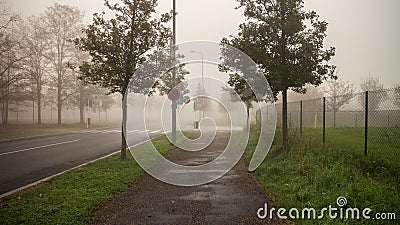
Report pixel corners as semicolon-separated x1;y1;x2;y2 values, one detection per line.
0;134;180;225
221;0;336;150
74;0;172;96
246;126;399;224
222;0;336;97
0;153;141;225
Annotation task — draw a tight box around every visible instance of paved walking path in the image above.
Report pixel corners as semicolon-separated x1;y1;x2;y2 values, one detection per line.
90;131;284;224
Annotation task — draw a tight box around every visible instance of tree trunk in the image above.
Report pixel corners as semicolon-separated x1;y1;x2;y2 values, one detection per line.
79;84;84;124
57;74;62;125
1;88;7;125
282;88;288;152
4;99;8;125
246;103;250;131
333;109;337;128
1;100;8;125
121;94;127;160
36;82;42;124
333;84;337;128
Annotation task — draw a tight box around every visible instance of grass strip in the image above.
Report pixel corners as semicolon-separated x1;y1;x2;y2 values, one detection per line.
0;134;185;225
246;126;399;224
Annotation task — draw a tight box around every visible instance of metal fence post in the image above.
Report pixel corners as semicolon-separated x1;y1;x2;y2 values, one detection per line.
300;100;303;137
323;97;326;145
364;91;368;156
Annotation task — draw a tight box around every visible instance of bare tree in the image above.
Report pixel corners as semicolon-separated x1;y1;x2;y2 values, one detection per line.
323;77;354;127
286;84;324;102
44;3;83;124
19;16;50;124
0;0;19;77
0;2;28;125
358;76;388;111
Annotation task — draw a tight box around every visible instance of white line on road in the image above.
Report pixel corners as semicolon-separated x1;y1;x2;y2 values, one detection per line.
149;129;162;134
0;134;163;199
127;130;139;133
138;130;150;134
0;139;81;157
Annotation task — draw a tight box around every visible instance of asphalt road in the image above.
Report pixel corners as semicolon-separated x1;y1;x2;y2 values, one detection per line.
0;127;165;195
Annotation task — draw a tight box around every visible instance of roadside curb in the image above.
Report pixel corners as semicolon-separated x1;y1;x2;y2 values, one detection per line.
0;134;161;199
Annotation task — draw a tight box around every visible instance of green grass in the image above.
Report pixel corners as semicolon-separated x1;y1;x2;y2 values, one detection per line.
246;126;399;224
0;134;183;225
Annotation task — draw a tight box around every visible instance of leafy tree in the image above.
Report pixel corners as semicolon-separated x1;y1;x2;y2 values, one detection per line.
44;3;84;124
323;77;354;127
74;0;171;159
151;48;189;97
220;86;236;112
221;0;336;151
222;75;257;130
358;76;387;111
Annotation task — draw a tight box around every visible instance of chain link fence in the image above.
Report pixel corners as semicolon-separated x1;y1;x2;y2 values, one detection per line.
260;88;400;167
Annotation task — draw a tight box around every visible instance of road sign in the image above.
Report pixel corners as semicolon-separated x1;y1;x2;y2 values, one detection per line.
167;88;181;101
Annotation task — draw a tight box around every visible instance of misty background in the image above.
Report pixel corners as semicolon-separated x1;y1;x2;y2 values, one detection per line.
9;0;400;88
2;0;400;125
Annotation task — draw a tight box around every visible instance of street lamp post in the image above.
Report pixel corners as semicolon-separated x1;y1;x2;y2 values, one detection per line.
171;0;177;144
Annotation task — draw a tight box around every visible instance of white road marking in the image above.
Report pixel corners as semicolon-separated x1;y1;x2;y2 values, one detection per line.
0;134;164;199
0;139;81;156
138;130;150;134
149;129;162;134
127;130;139;133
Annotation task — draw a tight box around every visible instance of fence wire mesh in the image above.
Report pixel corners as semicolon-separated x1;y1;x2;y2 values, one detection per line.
260;88;400;167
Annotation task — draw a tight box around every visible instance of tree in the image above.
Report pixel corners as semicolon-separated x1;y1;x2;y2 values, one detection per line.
68;48;92;124
74;0;171;159
0;0;18;60
19;16;50;124
44;3;84;124
221;0;336;151
323;77;354;127
0;37;28;124
0;3;28;125
358;76;387;111
151;48;190;96
222;74;257;130
284;84;323;102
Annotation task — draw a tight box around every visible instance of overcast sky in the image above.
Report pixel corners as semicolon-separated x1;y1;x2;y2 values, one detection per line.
8;0;400;90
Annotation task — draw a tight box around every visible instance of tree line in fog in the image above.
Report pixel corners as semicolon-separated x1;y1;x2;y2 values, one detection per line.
0;2;115;125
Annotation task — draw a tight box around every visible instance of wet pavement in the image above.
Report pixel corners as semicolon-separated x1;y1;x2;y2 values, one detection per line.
90;131;284;224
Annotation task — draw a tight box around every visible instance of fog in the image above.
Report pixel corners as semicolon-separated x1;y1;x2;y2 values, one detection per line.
3;0;399;125
9;0;400;88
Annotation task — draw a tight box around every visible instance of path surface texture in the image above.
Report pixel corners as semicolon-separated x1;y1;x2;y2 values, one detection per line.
90;131;284;224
